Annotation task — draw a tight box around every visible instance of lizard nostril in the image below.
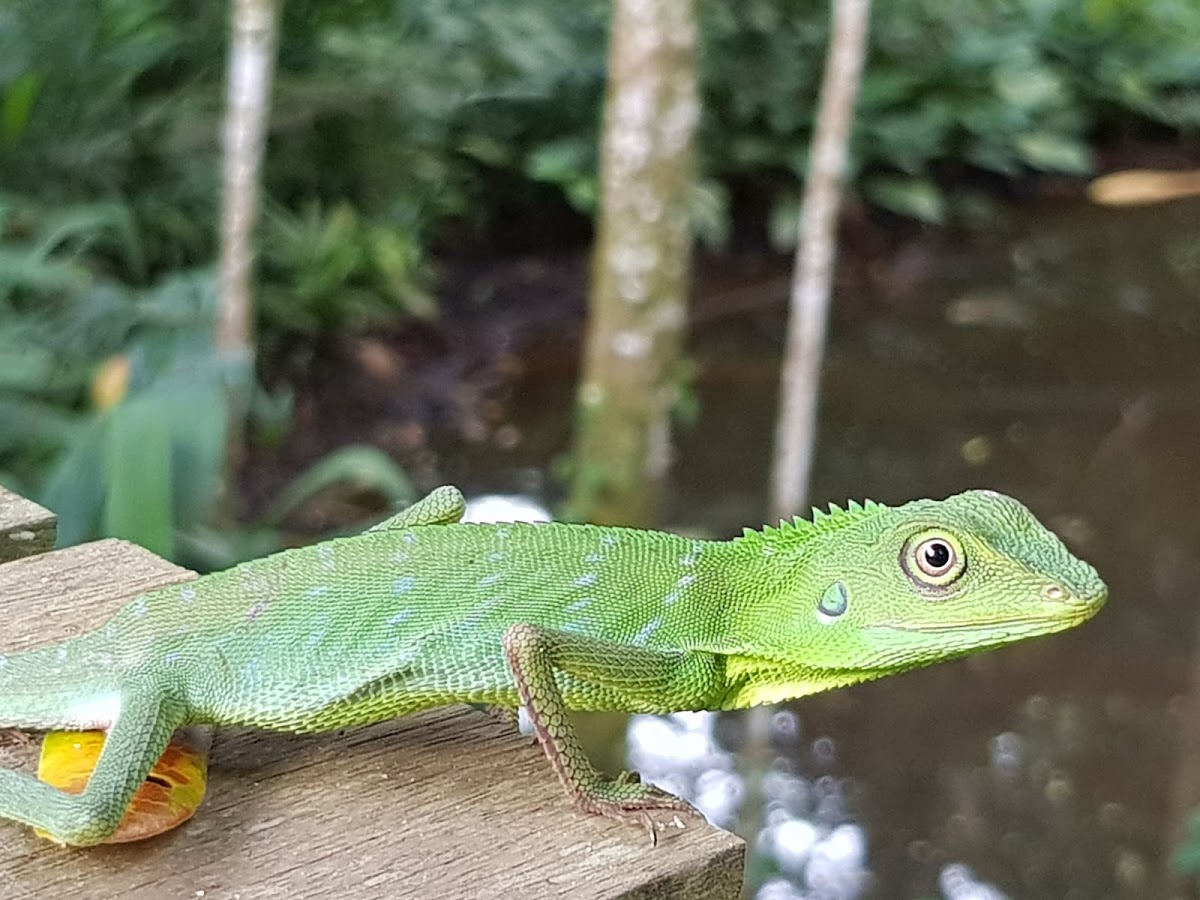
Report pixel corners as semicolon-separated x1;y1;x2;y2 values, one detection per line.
1042;585;1065;601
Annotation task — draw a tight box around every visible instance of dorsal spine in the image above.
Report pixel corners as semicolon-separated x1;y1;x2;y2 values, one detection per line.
736;497;888;549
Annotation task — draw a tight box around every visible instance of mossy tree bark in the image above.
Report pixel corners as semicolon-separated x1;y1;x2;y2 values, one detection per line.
568;0;699;527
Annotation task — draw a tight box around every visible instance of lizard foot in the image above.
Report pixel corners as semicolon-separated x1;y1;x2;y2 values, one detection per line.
572;772;700;845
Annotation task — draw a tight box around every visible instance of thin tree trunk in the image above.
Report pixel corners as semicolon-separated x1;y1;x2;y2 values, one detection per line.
768;0;871;520
218;0;279;357
216;0;280;512
747;0;872;855
568;0;699;526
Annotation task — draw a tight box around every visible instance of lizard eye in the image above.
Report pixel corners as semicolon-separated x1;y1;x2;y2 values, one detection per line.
902;530;965;589
918;539;953;575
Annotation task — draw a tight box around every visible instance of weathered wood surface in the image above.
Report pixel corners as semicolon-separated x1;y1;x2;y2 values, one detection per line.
0;486;56;563
0;539;746;899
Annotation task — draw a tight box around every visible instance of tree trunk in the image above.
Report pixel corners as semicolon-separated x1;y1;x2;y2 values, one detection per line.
750;0;872;857
216;0;280;513
218;0;279;358
568;0;699;526
768;0;871;520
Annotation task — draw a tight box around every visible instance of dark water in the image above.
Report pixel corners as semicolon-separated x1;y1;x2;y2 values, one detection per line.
457;196;1200;899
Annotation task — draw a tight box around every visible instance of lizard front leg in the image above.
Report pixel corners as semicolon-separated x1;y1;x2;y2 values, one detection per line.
501;624;718;840
1;681;185;846
28;485;469;844
369;485;466;531
36;724;211;843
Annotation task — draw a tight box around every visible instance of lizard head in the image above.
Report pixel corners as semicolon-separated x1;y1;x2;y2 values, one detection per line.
722;489;1106;705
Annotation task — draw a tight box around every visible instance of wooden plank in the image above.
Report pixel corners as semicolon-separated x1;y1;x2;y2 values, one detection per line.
0;487;56;563
0;541;745;899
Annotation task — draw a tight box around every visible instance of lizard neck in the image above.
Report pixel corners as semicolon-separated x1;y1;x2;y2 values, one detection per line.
714;529;824;647
707;527;886;708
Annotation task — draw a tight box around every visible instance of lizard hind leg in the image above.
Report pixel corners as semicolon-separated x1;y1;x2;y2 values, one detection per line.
0;683;186;846
500;623;702;844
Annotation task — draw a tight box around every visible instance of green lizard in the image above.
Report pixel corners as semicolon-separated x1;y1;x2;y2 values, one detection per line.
0;485;1105;846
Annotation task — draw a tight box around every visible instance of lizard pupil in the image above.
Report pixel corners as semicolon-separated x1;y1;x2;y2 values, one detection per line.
919;539;953;575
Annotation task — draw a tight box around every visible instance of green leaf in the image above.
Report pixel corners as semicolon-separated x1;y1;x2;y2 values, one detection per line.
0;341;60;394
102;395;175;559
690;179;730;249
526;139;597;212
1172;809;1200;875
1;72;39;144
367;226;437;319
262;445;416;526
767;194;801;252
0;396;81;452
158;374;229;527
0;247;89;295
176;525;282;572
864;177;947;225
40;417;106;548
1014;132;1094;174
993;63;1067;111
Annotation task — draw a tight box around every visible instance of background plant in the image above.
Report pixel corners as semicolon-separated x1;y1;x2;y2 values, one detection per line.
1;0;1197;559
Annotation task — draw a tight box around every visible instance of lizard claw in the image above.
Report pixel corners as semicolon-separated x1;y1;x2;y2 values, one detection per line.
571;773;700;844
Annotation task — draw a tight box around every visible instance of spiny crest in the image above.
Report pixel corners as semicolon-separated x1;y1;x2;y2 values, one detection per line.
739;497;888;545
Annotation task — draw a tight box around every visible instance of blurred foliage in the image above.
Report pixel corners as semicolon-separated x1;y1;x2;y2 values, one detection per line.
259;444;416;529
180;445;418;571
703;0;1200;224
1173;808;1200;885
0;206;242;556
257;201;436;369
0;0;1197;553
3;0;1196;268
0;196;415;567
7;0;1197;247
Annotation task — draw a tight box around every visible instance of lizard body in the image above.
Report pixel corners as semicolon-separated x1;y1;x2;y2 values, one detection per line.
0;486;1106;845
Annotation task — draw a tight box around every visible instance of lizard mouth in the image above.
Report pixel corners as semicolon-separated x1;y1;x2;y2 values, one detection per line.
870;581;1107;636
868;606;1101;637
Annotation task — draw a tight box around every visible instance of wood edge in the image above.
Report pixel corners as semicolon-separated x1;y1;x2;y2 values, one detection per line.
0;487;57;563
